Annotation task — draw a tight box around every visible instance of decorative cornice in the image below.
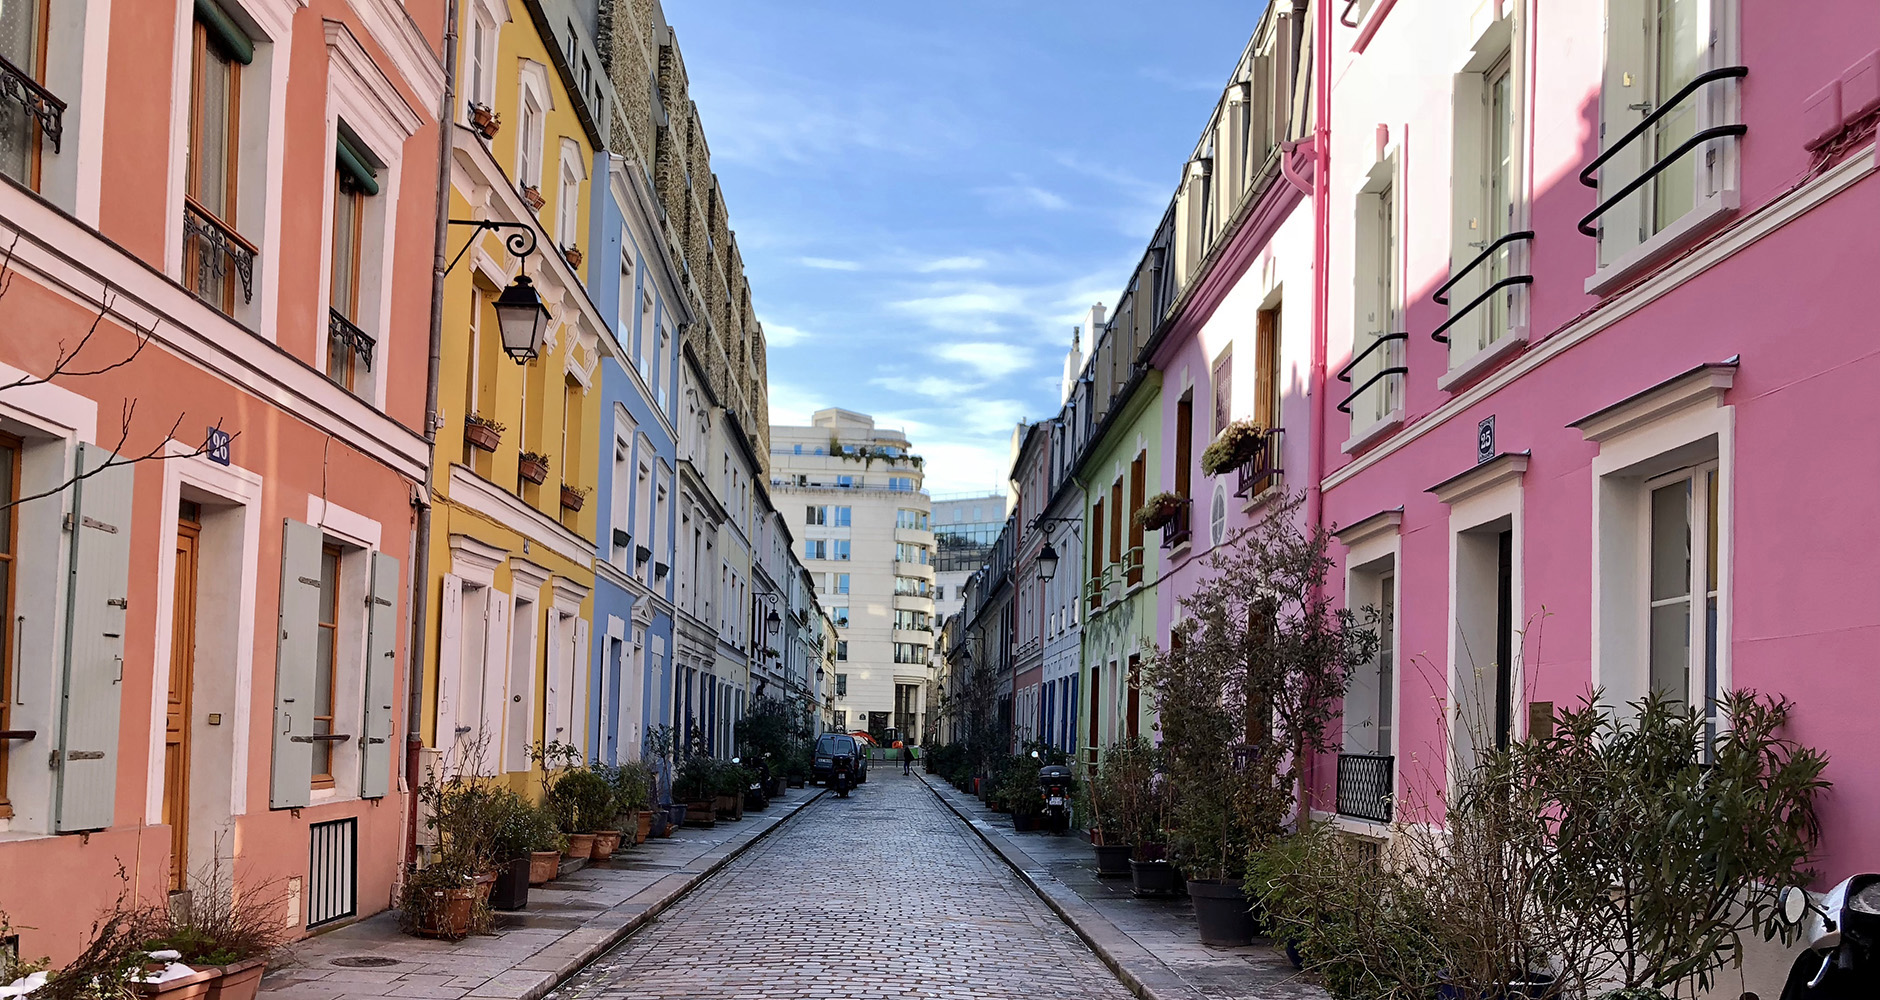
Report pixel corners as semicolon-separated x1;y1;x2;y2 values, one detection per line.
1570;361;1737;443
1333;507;1403;549
1428;452;1529;507
445;463;592;569
344;0;445;118
448;533;506;586
508;556;552;594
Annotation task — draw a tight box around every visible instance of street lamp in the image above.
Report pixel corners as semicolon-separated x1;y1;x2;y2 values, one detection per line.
492;275;550;362
1037;541;1060;582
765;608;781;636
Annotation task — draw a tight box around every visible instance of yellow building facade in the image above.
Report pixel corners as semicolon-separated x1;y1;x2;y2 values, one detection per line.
424;0;610;795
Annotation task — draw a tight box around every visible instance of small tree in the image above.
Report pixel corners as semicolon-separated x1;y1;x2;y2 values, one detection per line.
1149;491;1379;881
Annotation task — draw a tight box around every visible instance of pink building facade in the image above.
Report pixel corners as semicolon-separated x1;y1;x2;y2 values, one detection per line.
1307;3;1880;986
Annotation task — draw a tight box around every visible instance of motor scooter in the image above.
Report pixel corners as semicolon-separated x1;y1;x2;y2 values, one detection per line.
1037;764;1074;835
1778;873;1880;999
830;751;854;798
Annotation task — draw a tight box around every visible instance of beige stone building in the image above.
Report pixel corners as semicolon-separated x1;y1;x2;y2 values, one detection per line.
769;410;934;742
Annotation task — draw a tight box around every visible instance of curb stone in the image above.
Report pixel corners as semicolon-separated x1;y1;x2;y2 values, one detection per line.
917;773;1202;1000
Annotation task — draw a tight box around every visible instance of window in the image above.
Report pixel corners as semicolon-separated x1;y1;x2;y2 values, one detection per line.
0;0;48;188
1175;393;1193;500
1088;497;1104;608
1589;0;1739;284
835;672;848;695
895;609;929;631
517;91;543;194
1255;306;1280;430
1348;155;1403;438
894;643;928;665
1211;349;1233;435
897;509;928;530
889;476;915;492
1648;465;1719;737
611;442;630;563
806;505;826;526
1127;453;1145;585
831;606;849;627
556;143;583;253
894;576;929;597
831;539;850;561
835;573;849;595
836;475;854;489
833;506;852;527
0;434;17;815
466;6;497;113
312;545;342;788
184;9;251;314
327;145;372;393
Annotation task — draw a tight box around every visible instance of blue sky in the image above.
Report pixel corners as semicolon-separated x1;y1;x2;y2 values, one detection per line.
669;1;1264;494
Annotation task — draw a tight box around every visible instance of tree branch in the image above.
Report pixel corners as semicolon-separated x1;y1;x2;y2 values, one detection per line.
1;414;241;511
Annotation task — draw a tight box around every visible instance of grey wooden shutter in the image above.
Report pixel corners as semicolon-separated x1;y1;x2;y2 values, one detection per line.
271;519;322;808
360;552;399;799
477;589;509;777
53;443;134;832
435;575;463;755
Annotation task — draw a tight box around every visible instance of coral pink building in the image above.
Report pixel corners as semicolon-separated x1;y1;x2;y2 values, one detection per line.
0;0;443;959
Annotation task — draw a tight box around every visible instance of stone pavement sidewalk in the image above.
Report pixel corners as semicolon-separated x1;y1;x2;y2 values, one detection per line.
259;788;822;1000
919;773;1324;1000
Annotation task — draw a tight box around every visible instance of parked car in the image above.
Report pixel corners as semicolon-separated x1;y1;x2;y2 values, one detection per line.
812;732;867;786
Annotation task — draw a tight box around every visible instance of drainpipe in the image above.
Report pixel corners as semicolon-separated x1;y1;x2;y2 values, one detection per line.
1302;0;1333;816
407;0;458;870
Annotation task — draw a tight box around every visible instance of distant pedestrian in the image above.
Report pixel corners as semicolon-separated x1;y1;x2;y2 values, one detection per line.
902;742;915;775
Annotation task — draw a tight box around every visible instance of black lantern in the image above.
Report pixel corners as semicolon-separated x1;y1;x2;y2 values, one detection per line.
765;609;781;636
493;275;550;362
1037;541;1060;582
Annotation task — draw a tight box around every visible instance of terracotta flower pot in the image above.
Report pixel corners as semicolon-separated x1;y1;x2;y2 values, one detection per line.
519;456;549;485
473;870;497;905
528;851;561;885
136;966;219;1000
521;185;545;212
563;246;584;268
464;421;501;452
590;830;622;860
560;486;586;511
470;105;501;139
685;800;716;826
413;885;477;939
205;958;267;1000
635;810;653;843
564;832;596;859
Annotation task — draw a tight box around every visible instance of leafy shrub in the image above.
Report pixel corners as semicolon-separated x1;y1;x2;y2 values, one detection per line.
547;767;618;833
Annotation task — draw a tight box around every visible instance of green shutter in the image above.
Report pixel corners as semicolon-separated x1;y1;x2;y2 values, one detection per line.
271;519;321;808
195;0;254;65
336;128;380;196
53;444;134;833
360;552;399;799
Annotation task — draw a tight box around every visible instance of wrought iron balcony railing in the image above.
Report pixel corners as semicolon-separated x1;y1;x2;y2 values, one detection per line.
1577;65;1748;239
183;199;257;307
1336;752;1394;824
1236;427;1284;499
327;309;376;371
1431;231;1535;344
1336;333;1408;415
0;54;64;153
1160;498;1192;550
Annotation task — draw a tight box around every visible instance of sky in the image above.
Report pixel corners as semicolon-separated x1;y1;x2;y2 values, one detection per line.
667;1;1265;495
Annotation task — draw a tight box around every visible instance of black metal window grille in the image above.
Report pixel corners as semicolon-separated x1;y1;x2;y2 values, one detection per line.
1235;428;1285;499
1431;231;1536;344
327;308;376;372
0;54;65;153
1336;752;1394;824
1160;499;1191;550
307;817;357;928
1335;336;1408;416
1576;65;1748;239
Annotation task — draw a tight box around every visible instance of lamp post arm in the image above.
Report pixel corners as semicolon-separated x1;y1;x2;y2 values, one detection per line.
444;219;539;276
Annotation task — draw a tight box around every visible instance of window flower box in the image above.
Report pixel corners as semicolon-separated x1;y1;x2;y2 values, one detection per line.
1202;419;1268;476
1133;492;1185;531
464;415;504;452
562;245;583;268
560;484;588;511
518;452;549;485
520;185;545;212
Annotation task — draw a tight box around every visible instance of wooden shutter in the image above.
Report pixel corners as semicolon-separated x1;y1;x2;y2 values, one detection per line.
435;575;463;757
478;588;509;776
1175;397;1193;498
360;552;399;799
571;617;591;758
1127;455;1145;585
544;613;565;745
53;444;133;832
270;519;323;809
503;600;536;772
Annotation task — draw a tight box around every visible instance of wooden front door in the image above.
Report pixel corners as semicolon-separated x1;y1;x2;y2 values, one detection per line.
165;506;201;892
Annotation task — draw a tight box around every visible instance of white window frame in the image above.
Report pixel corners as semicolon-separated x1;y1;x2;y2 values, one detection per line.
1586;0;1741;294
515;61;551;192
1344;150;1404;453
1441;7;1531;389
556;137;584;252
1431;455;1527;787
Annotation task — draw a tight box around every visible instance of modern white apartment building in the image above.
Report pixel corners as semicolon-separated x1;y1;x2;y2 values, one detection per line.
932;492;1008;621
770;410;934;742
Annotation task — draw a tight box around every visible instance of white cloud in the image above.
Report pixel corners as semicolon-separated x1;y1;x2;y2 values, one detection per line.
798;257;864;271
915;256;987;273
925;342;1034;380
763;322;813;347
764;380;821;427
979;183;1071;213
888;284;1028;335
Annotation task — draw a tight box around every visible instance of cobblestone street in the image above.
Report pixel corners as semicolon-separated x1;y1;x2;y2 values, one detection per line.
546;772;1136;1000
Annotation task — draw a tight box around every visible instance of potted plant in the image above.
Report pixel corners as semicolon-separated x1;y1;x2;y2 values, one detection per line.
713;761;748;821
560;484;589;512
518;451;550;485
468;103;501;139
562;245;583;268
464;413;504;453
520;185;545;212
527;807;566;886
399;859;479;941
1200;418;1267;476
1091;739;1156;878
609;759;657;844
548;765;616;860
1133;492;1186;532
134;864;284;1000
486;795;545;910
1149;491;1377;943
675;758;717;828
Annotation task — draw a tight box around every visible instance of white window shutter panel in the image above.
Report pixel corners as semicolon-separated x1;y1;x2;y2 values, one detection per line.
571;618;591;759
360;552;400;799
544;616;564;748
53;443;133;832
436;575;463;762
503;601;536;773
478;589;509;777
271;519;323;809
